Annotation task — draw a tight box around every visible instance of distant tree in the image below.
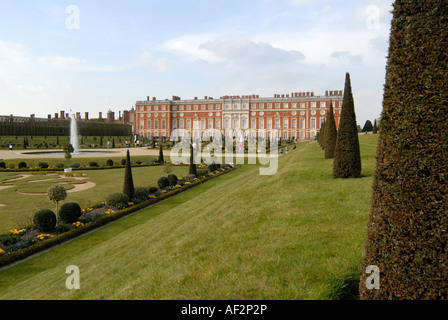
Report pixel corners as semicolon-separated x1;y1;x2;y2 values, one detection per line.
357;125;362;133
123;149;135;200
318;120;326;149
158;141;164;163
63;144;74;161
362;120;373;132
323;101;337;159
189;141;197;177
372;119;378;134
23;137;27;149
112;137;116;148
333;72;361;178
360;0;448;300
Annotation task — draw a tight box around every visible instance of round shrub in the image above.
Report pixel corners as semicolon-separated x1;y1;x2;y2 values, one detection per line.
121;159;126;166
148;186;158;194
55;162;65;169
134;186;150;199
106;192;130;207
208;163;220;172
33;209;56;232
59;202;82;224
106;159;114;167
158;177;170;189
18;162;27;169
69;163;81;168
6;162;15;169
89;161;99;168
0;162;5;169
38;162;49;169
168;174;178;186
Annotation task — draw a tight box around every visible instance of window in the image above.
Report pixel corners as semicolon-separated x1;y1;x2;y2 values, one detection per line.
292;103;297;108
215;105;221;110
161;106;166;111
147;120;151;130
283;119;289;129
300;119;305;129
161;120;166;130
140;120;144;130
180;105;184;111
260;103;264;109
292;119;297;129
251;104;257;109
172;106;177;111
201;120;206;130
187;120;191;130
275;103;280;109
251;119;256;129
259;119;264;129
180;120;184;129
267;119;272;129
208;105;213;110
300;132;304;139
187;105;191;110
233;119;238;129
267;104;272;109
172;120;177;129
154;120;159;130
194;105;198;111
320;101;326;108
311;102;317;108
283;132;288;140
216;120;221;129
275;119;280;129
225;104;230;110
311;118;316;129
283;103;289;109
320;118;325;126
233;104;238;110
300;102;306;108
201;105;206;110
208;119;213;129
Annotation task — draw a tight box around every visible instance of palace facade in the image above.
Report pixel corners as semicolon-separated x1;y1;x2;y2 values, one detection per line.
133;90;343;141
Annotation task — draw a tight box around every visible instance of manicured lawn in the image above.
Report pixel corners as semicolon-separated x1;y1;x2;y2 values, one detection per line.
0;135;378;299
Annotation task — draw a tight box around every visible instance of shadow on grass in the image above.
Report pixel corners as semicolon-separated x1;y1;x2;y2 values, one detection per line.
326;272;361;300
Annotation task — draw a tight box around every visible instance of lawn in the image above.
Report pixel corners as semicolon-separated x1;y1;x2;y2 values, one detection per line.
0;135;378;300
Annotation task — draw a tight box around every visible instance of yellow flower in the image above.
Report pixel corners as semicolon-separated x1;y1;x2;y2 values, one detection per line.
0;249;5;255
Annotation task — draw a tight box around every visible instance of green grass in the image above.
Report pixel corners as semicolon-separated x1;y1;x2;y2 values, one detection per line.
0;135;378;300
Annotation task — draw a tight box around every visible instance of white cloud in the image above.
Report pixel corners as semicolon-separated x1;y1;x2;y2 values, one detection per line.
0;41;31;63
38;56;87;68
331;51;363;65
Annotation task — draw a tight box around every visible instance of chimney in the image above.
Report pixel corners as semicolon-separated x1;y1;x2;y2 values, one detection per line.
55;113;59;119
147;96;150;101
60;111;65;119
99;112;102;119
48;114;52;119
76;112;81;120
85;112;89;120
66;113;69;119
152;97;156;101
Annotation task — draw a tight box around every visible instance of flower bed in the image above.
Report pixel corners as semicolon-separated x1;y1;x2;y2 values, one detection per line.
0;164;239;268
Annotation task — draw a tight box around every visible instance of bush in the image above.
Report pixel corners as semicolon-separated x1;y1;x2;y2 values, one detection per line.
134;186;150;199
0;162;5;169
59;202;82;224
197;169;207;177
6;162;15;169
106;159;114;167
148;186;158;194
89;161;99;168
168;174;178;186
208;163;220;172
70;163;81;168
158;176;170;189
55;162;65;169
33;209;57;232
121;159;126;166
18;162;27;169
38;162;49;169
106;192;130;208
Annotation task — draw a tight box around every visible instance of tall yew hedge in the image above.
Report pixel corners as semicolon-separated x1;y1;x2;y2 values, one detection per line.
323;101;337;159
359;0;448;299
333;73;361;178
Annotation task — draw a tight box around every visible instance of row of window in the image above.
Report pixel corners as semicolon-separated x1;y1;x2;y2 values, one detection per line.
140;117;328;130
138;101;340;112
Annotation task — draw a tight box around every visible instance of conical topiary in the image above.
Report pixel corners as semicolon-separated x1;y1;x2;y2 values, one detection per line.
333;73;361;178
189;141;197;177
123;149;135;200
318;120;326;149
324;101;337;159
359;0;448;300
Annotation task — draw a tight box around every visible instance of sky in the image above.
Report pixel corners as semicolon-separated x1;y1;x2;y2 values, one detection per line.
0;0;394;126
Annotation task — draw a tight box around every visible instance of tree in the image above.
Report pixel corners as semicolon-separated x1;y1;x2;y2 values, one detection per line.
323;101;337;159
359;0;448;300
333;72;361;178
372;119;378;134
189;141;197;177
47;184;67;216
158;140;164;163
362;120;373;132
318;120;326;149
123;149;135;200
63;143;74;161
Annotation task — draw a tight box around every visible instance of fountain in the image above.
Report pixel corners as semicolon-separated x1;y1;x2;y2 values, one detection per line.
70;114;79;153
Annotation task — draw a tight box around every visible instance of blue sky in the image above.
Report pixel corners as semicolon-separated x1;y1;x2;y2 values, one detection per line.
0;0;393;126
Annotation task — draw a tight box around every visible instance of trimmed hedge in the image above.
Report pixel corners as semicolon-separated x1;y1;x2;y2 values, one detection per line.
0;165;239;268
59;202;82;224
33;209;57;232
